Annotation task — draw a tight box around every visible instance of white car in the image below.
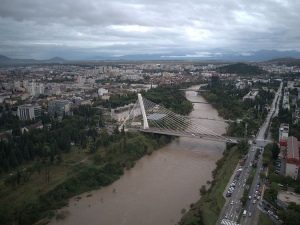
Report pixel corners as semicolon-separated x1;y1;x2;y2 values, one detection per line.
231;200;234;205
252;200;256;204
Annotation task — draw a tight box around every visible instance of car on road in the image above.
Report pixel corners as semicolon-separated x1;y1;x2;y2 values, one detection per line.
243;210;247;217
225;212;228;219
236;207;240;212
226;193;232;197
252;200;256;204
249;195;252;199
248;212;252;217
273;214;279;220
231;200;234;205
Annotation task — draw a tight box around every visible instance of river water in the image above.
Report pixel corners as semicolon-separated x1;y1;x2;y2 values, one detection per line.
50;86;227;225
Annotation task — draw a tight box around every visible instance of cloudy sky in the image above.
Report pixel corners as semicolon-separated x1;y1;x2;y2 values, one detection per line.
0;0;300;60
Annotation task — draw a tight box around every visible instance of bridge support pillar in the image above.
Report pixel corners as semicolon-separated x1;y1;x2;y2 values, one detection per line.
138;94;149;129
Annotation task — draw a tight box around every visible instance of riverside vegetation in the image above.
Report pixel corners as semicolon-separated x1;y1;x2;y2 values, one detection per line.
0;85;193;225
202;81;279;137
178;81;280;225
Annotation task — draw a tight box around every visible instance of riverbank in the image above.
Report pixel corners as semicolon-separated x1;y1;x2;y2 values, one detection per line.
46;86;226;225
0;132;173;225
178;143;244;225
178;86;251;225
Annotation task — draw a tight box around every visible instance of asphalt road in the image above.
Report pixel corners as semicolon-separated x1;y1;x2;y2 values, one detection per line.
219;82;282;225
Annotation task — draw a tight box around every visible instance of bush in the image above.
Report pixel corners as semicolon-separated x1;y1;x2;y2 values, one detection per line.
55;210;70;220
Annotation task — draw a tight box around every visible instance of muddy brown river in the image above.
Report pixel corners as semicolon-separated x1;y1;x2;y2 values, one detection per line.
50;86;227;225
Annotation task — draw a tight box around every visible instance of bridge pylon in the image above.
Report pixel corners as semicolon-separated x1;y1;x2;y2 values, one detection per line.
138;93;149;129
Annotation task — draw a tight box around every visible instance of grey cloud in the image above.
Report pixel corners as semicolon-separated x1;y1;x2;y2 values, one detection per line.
0;0;300;59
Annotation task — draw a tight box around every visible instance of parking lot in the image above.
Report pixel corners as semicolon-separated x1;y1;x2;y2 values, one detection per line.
275;157;285;175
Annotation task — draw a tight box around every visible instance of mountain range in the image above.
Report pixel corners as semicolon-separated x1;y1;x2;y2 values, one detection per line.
0;56;67;63
1;49;300;63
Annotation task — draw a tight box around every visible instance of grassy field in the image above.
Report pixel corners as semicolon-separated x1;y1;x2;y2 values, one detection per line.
258;211;276;225
0;146;91;213
201;147;241;225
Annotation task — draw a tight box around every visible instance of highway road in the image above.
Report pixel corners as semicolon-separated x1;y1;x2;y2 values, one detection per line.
219;82;282;225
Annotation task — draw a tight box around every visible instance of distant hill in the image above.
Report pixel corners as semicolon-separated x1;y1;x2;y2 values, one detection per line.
46;57;67;62
217;63;266;75
0;55;13;62
266;57;300;67
0;54;67;65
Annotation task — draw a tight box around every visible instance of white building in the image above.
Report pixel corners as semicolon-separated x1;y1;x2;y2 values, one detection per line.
17;104;42;121
243;90;259;101
98;88;108;96
279;123;289;142
111;104;134;122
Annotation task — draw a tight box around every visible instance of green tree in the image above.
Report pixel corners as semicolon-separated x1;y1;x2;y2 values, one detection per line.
16;169;21;186
199;185;207;196
3;159;9;172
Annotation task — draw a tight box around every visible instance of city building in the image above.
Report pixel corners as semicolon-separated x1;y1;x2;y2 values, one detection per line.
279;123;289;142
285;136;300;180
98;88;108;96
17;104;42;121
111;104;134;122
282;89;290;111
48;100;72;116
243;90;259;101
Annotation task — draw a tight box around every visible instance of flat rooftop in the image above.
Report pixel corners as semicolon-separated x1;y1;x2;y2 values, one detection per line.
287;136;299;160
278;191;300;206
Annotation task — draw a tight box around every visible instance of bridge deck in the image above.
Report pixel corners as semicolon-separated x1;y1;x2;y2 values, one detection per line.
139;128;243;143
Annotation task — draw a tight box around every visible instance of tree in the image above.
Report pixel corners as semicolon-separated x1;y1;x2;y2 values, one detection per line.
34;160;42;175
199;185;207;196
88;142;97;154
23;146;30;161
3;159;9;172
279;209;300;225
9;150;18;169
259;172;266;180
0;181;4;194
45;157;51;183
5;174;17;187
16;169;21;186
54;154;62;165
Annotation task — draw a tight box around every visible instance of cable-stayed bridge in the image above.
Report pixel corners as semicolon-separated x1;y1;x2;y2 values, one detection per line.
119;94;240;143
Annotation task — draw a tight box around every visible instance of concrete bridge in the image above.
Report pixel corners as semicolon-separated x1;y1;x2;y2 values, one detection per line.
120;94;241;144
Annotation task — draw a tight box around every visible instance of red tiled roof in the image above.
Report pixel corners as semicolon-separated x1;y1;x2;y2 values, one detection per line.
287;136;299;160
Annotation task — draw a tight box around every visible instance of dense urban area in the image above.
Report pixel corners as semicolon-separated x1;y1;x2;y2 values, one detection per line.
1;57;300;225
